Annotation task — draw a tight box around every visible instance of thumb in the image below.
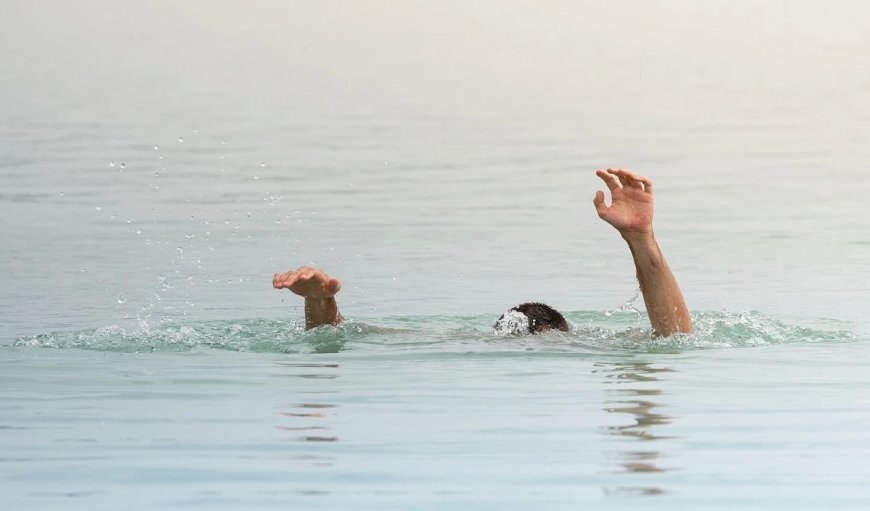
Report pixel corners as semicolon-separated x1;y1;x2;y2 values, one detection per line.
593;190;607;215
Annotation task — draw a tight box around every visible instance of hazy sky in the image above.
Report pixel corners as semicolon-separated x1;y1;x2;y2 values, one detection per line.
3;0;869;131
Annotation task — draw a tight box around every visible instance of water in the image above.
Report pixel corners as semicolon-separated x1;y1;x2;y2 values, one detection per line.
3;0;870;508
3;318;869;510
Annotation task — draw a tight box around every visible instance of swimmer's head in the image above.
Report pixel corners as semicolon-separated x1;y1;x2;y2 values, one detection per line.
492;302;569;335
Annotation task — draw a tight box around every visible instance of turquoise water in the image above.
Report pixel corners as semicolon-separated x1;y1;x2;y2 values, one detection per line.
10;311;858;354
3;0;870;508
4;316;869;510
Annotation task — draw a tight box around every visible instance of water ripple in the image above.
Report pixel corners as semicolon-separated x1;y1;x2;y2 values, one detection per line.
10;311;858;355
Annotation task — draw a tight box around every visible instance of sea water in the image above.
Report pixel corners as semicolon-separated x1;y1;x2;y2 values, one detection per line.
2;1;870;509
3;315;869;510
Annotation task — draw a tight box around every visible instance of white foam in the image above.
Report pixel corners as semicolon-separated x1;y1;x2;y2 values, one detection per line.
492;309;531;336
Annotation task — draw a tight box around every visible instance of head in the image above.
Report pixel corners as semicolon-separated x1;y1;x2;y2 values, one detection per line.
492;302;569;335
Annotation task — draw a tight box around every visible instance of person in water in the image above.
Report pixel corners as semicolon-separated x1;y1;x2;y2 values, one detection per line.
272;169;693;337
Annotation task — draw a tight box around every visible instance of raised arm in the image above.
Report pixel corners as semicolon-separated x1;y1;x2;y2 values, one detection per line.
272;266;343;330
593;168;692;336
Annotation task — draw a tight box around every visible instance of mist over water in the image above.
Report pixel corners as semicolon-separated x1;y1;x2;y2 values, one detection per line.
2;1;870;509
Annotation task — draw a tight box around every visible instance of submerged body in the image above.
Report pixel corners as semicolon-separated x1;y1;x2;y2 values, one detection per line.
273;169;692;337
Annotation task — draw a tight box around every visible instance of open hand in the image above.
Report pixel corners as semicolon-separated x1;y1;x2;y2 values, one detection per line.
272;266;341;299
593;168;655;236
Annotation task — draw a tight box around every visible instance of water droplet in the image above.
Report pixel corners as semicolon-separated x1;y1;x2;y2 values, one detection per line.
392;276;397;281
95;206;103;211
153;145;159;150
135;229;142;235
246;212;252;218
178;137;184;143
120;162;126;170
117;292;127;304
384;160;389;165
58;192;64;197
80;268;87;272
260;162;266;167
109;213;117;220
253;176;259;180
126;218;132;223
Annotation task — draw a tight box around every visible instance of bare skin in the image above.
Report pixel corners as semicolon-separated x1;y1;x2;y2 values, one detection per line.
272;266;343;330
593;168;692;336
274;169;691;336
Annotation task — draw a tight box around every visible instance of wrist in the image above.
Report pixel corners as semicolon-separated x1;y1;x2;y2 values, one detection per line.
620;228;655;246
303;296;341;329
304;296;336;308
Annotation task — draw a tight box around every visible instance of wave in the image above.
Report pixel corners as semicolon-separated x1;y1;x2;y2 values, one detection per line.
10;310;859;355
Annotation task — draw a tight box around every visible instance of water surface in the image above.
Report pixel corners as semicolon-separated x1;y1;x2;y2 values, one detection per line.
2;0;870;508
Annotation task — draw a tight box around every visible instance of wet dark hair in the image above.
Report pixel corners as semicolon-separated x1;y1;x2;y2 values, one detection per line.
495;302;569;334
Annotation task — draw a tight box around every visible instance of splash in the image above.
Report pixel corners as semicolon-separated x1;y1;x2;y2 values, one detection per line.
12;319;372;354
606;310;857;353
10;311;857;355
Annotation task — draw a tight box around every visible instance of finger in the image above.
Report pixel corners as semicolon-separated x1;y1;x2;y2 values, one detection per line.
641;177;653;195
595;169;620;191
326;278;341;295
278;271;296;288
614;172;632;188
593;190;607;216
631;173;653;194
273;272;284;288
612;169;653;194
612;169;643;190
281;274;301;290
280;270;301;287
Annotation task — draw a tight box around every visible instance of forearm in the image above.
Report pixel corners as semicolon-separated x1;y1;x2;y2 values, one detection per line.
304;297;343;330
623;232;692;336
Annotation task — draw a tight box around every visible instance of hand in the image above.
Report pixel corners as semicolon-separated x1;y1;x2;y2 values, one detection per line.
593;168;655;237
272;266;341;299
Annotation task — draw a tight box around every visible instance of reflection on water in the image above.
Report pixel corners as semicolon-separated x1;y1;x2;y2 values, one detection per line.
275;362;340;447
594;361;677;496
